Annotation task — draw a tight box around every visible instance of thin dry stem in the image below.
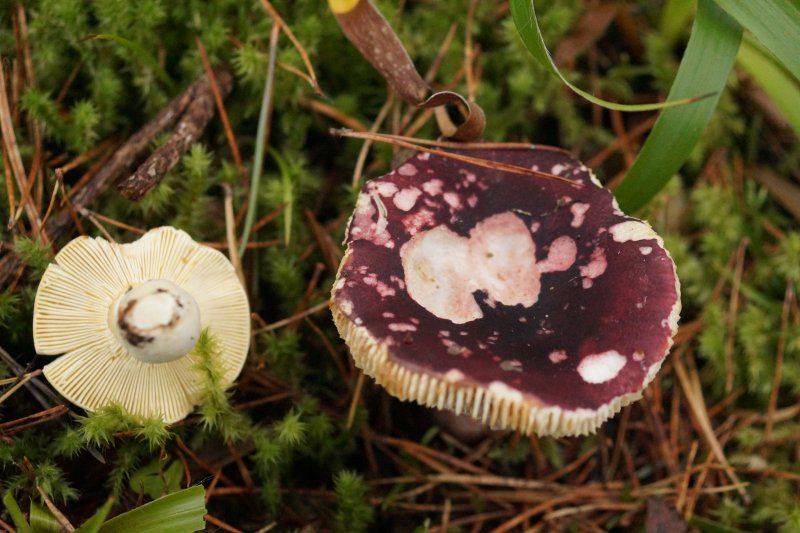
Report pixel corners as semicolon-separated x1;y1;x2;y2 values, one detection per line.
330;129;580;187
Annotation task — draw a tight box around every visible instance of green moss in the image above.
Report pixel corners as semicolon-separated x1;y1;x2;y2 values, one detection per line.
334;470;373;533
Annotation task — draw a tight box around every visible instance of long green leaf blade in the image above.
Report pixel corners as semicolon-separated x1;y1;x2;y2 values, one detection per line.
75;498;114;533
29;501;62;533
614;0;742;212
98;485;206;533
509;0;705;111
712;0;800;80
2;492;33;533
737;39;800;137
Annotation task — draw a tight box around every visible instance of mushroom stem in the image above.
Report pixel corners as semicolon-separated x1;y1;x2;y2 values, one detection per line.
111;279;201;364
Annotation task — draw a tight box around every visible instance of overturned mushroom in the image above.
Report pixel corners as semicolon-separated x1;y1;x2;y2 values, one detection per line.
331;147;680;437
33;227;250;423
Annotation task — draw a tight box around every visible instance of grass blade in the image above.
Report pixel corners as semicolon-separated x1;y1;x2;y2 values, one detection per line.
509;0;706;111
98;485;206;533
75;498;114;533
712;0;800;80
613;0;742;212
2;492;33;533
737;39;800;137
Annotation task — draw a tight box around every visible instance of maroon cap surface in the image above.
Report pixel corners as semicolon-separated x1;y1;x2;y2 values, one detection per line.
331;147;680;436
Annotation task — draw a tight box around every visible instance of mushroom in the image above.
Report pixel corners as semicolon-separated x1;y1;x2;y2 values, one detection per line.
33;226;250;423
330;147;680;437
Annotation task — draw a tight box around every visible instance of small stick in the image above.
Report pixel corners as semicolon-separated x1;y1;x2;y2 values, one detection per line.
78;207;116;242
0;369;42;405
346;372;366;430
223;183;245;286
331;128;581;187
196;38;243;172
351;95;393;188
258;0;322;95
0;405;69;434
253;301;329;334
3;149;16;224
37;172;61;229
464;0;480;102
204;514;244;533
300;97;368;132
202;239;280;250
64;140;119;201
724;239;748;393
0;56;42;237
36;486;75;532
54;169;86;236
118;67;233;201
79;208;145;235
762;283;793;456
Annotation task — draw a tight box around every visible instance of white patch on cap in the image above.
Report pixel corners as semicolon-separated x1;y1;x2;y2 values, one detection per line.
401;225;483;323
422;179;443;196
417;152;431;161
388;323;416;332
577;350;627;384
609;221;657;242
398;163;418;176
570;203;590;228
579;247;607;288
443;369;465;382
467;195;478;207
640;246;653;255
539;236;577;273
375;182;398;197
468;212;541;308
500;359;523;372
488;381;523;402
394;187;422;211
443;191;462;209
350;191;392;247
551;164;566;175
382;312;395;318
362;274;396;297
460;170;476;183
549;350;568;363
339;299;354;316
400;212;541;324
402;208;436;235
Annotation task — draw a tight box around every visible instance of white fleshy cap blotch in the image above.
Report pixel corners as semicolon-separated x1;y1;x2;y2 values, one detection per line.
34;227;251;424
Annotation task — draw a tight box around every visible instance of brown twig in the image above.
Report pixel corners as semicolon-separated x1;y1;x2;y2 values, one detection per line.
762;283;793;456
724;239;748;393
331;128;581;187
196;38;243;173
258;0;321;95
253;301;330;334
117;67;233;201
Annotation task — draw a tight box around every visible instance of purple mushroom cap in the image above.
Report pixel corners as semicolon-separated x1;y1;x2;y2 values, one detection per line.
331;147;681;436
